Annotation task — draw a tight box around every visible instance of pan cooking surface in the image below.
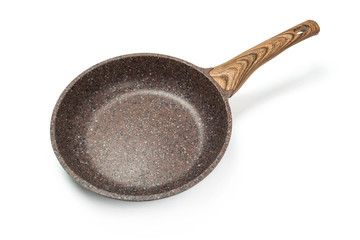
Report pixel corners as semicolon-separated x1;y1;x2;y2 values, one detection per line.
52;55;230;199
86;89;205;188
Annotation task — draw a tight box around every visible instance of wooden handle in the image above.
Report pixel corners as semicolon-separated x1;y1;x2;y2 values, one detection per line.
209;20;320;97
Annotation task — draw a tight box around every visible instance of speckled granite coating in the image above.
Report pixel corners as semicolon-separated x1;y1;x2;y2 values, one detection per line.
51;54;232;201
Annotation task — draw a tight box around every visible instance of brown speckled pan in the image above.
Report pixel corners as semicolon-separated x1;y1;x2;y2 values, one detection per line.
51;20;319;201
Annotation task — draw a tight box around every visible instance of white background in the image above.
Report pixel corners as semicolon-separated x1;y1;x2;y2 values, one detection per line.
1;1;359;239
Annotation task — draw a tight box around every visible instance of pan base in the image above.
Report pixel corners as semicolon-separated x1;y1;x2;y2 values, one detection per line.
85;90;205;189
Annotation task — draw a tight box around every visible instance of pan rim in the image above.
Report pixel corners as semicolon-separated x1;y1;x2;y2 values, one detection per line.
50;53;232;201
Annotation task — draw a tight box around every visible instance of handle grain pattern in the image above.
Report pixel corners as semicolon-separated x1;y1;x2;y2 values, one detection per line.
209;20;320;97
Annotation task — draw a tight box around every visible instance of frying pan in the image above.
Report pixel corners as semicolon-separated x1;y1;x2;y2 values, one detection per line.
51;20;320;201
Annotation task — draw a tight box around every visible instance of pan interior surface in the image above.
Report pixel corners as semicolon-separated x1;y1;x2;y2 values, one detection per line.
52;55;229;199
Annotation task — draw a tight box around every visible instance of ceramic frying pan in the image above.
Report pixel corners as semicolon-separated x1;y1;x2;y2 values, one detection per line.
51;20;319;201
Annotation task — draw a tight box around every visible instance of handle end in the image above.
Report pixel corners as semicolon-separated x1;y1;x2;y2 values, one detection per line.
294;20;320;37
307;20;320;35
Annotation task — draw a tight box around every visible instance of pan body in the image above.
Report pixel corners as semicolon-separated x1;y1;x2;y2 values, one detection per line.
51;54;231;201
